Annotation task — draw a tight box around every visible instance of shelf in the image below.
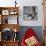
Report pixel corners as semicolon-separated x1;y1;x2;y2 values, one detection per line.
0;24;19;32
1;15;18;24
0;7;19;24
0;7;19;15
2;40;19;43
0;7;19;46
2;40;19;46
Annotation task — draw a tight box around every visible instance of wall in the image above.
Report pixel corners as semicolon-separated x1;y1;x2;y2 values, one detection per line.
0;0;44;26
18;0;44;26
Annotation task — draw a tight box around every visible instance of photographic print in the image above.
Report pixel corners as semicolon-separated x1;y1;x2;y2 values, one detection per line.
2;10;9;15
23;6;38;21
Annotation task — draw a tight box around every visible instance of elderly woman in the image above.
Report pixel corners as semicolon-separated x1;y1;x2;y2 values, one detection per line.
21;28;41;46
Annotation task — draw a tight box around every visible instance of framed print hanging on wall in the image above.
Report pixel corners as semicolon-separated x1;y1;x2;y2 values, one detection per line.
23;6;38;21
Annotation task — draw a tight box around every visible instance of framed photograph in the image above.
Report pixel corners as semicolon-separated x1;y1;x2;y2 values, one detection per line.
9;10;18;15
23;6;38;21
2;10;9;15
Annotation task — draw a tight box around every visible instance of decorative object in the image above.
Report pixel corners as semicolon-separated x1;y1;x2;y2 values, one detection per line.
5;18;8;24
14;28;17;32
2;16;8;24
13;32;18;41
23;6;38;21
2;10;9;15
2;28;13;41
9;10;18;15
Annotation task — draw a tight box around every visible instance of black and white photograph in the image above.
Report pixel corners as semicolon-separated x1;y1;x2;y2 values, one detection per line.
23;6;38;21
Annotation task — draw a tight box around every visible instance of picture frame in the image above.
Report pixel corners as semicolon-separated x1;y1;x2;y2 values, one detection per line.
9;10;18;15
2;10;9;15
23;6;38;21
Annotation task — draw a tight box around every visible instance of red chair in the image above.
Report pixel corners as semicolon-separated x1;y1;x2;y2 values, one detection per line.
21;28;41;46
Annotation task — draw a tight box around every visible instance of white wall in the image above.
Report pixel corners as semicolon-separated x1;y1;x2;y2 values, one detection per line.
18;0;44;26
0;0;44;26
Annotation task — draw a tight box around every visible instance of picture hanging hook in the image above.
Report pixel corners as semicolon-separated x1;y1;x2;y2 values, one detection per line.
15;0;17;7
